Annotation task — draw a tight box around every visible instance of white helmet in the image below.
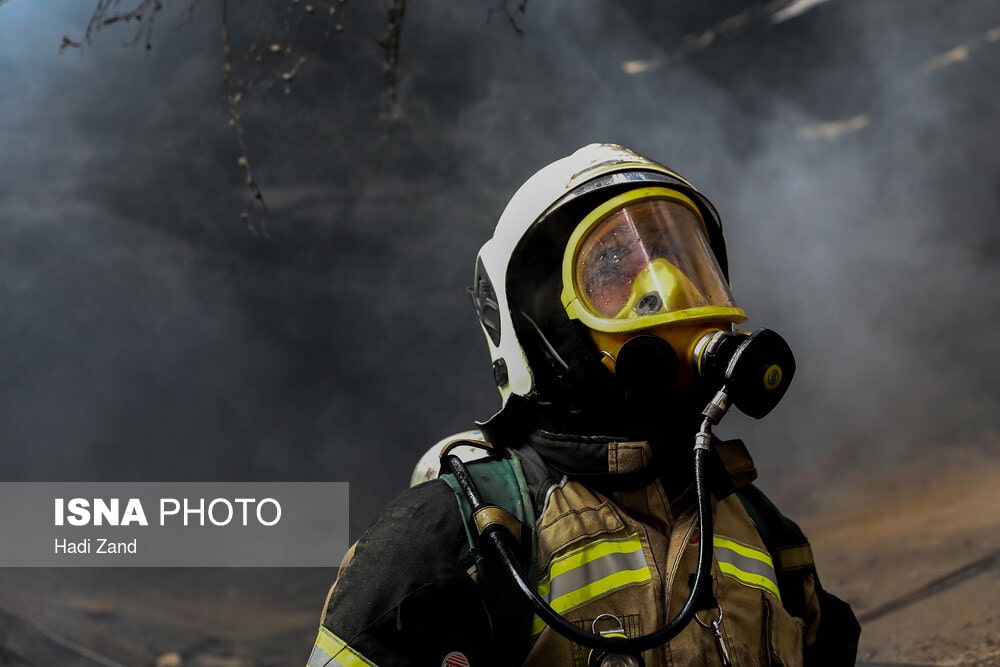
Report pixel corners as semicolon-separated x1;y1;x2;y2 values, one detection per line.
470;144;739;434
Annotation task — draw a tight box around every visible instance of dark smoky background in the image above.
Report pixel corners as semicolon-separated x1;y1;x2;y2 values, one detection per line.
1;0;999;543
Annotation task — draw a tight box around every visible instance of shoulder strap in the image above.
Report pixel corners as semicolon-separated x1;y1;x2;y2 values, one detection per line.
439;449;539;663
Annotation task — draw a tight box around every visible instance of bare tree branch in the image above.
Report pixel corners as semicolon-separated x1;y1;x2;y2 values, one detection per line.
60;36;83;53
378;0;406;124
79;0;168;51
50;0;407;232
221;0;269;236
487;0;528;36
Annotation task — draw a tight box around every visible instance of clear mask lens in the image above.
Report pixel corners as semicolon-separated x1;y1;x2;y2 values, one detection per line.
572;195;738;325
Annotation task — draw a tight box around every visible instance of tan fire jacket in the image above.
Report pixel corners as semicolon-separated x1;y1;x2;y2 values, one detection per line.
312;434;857;667
522;439;808;666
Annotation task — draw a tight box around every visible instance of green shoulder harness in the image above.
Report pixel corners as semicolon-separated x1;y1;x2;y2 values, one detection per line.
439;447;539;660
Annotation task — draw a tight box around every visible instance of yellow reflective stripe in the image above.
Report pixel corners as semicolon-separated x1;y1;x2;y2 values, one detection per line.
531;615;547;636
717;561;782;600
713;535;781;601
550;565;651;611
541;534;645;590
531;534;651;637
308;626;377;667
530;566;652;636
713;536;773;565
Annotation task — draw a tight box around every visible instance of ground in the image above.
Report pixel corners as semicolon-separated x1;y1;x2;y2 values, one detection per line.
1;435;998;666
798;433;1000;666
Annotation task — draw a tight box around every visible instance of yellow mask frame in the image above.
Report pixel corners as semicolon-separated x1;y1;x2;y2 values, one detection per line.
561;186;747;333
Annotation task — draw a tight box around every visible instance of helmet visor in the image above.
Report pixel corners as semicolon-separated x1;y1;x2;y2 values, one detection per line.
562;187;745;332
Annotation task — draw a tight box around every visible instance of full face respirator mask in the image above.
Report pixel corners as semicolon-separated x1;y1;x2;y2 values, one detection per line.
560;186;795;419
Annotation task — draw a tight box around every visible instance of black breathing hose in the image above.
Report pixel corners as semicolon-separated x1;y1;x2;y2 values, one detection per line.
444;409;719;653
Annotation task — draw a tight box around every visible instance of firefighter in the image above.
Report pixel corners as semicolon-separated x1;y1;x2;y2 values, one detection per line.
309;144;860;667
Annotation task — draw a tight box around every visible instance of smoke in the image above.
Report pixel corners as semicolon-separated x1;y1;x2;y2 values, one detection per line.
707;0;1000;486
1;0;998;535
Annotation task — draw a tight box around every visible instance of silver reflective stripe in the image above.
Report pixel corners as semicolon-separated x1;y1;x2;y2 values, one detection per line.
713;536;781;600
308;641;336;667
546;543;648;604
531;534;652;636
307;627;377;667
